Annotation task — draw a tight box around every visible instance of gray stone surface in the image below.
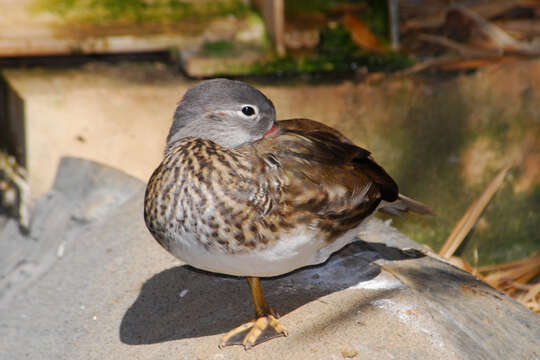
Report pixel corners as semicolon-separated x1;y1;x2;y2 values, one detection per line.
0;158;538;360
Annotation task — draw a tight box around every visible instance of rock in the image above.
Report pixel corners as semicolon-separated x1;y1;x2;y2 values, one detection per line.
0;158;142;305
0;157;538;359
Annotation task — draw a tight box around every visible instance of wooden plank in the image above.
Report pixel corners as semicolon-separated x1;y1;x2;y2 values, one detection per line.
253;0;285;56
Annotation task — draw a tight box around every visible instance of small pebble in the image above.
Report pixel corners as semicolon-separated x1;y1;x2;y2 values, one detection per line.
341;349;358;358
56;243;65;257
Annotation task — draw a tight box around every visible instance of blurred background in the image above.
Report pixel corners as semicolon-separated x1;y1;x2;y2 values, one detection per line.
0;0;538;310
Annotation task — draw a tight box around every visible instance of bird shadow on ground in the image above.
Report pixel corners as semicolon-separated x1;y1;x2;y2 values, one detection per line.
119;240;425;345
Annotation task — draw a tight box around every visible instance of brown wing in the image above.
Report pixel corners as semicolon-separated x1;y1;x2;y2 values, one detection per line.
279;119;433;216
277;118;398;202
246;119;398;233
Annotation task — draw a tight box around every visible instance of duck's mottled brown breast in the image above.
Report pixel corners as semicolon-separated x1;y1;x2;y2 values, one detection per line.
144;137;286;254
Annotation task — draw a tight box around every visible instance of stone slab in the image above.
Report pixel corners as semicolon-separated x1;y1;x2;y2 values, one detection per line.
0;158;538;360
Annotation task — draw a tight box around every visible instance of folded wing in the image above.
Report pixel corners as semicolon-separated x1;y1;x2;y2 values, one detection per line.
248;119;398;229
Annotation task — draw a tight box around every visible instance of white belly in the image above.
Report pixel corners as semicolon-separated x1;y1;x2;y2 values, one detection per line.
167;221;369;277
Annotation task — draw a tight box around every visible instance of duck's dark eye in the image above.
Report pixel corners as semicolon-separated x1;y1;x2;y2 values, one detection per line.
241;106;256;116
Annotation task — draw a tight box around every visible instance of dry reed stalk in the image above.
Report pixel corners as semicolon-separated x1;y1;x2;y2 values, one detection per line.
483;255;540;289
447;253;540;313
477;254;538;272
439;165;511;259
436;165;538;313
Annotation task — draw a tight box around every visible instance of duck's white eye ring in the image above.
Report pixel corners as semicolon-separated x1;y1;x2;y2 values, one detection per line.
241;106;256;116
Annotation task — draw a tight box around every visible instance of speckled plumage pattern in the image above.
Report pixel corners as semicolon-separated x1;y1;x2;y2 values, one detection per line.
145;137;283;255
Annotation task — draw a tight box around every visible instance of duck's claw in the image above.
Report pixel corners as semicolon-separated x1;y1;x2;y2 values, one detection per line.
219;314;288;350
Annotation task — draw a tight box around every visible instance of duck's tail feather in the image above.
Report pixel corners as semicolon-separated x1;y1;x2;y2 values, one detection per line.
378;194;436;216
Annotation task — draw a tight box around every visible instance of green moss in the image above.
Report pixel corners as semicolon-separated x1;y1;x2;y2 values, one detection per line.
35;0;250;23
360;0;389;41
386;85;472;252
370;79;540;266
201;40;238;57
460;183;540;265
318;23;360;55
245;52;411;76
244;24;413;76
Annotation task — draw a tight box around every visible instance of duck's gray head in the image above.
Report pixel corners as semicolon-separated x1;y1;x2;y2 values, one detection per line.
166;79;276;150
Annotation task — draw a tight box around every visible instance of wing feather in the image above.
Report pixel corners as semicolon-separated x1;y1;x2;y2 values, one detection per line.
244;119;398;221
